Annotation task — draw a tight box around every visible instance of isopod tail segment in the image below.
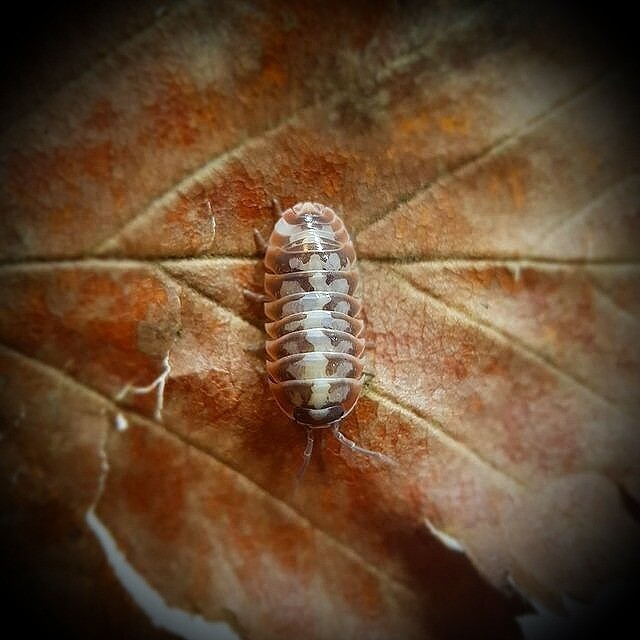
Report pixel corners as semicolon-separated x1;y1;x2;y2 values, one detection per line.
258;199;395;478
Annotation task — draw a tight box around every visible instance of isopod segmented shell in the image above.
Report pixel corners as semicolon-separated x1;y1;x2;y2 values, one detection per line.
258;200;393;475
264;201;364;427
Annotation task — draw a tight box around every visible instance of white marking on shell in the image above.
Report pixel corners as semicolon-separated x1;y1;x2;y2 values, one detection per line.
280;279;305;296
332;318;350;332
309;272;329;291
320;314;336;329
281;293;331;316
335;360;354;377
282;338;301;355
286;311;334;331
289;253;336;271
334;301;350;314
336;340;353;353
303;313;325;330
309;380;331;408
302;353;329;379
286;354;329;380
284;319;303;332
329;278;349;294
292;231;320;244
305;329;332;351
320;313;337;329
290;227;336;244
304;293;332;311
328;383;349;403
327;253;341;270
275;217;301;237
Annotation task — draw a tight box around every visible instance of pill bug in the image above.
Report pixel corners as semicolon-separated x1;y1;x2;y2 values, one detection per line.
252;200;392;477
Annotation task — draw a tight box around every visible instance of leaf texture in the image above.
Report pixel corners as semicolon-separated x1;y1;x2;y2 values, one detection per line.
1;1;639;639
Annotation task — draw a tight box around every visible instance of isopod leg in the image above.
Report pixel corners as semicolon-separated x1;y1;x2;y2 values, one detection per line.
253;228;268;255
331;424;395;466
272;197;284;218
296;427;315;480
243;341;266;358
243;288;269;303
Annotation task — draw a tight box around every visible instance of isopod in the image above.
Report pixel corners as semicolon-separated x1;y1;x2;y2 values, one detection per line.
250;200;392;477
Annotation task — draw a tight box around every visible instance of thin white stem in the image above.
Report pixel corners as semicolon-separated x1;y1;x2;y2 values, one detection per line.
115;354;171;421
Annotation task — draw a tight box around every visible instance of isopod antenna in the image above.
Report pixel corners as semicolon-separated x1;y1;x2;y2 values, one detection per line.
331;422;396;466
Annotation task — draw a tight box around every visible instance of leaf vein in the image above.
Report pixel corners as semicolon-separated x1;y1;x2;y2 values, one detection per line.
90;111;307;254
4;255;640;271
355;70;614;240
0;341;418;600
389;267;630;416
156;265;264;334
535;173;640;249
366;387;525;491
589;278;640;326
89;5;497;256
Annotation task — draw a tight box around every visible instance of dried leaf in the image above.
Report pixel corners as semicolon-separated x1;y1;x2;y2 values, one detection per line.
1;2;639;639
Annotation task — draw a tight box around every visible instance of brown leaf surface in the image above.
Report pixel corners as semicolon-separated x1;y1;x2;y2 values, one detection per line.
1;1;639;639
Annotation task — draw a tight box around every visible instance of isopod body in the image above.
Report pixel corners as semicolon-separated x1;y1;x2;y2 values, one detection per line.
260;201;390;474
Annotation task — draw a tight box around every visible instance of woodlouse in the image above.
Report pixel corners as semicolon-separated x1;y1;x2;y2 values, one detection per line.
250;200;392;477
